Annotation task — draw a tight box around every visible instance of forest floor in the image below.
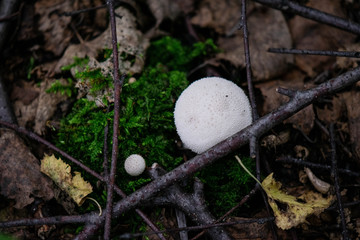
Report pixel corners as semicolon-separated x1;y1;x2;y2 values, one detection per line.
1;0;360;239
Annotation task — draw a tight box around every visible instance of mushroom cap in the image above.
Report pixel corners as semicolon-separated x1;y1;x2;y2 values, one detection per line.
174;77;252;154
124;154;146;176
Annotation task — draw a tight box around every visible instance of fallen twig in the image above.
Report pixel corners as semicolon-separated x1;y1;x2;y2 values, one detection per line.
330;124;349;239
276;156;360;177
269;48;360;58
103;0;124;238
254;0;360;35
145;163;232;240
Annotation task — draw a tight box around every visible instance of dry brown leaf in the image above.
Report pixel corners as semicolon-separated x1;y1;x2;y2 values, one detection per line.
256;71;315;134
217;6;293;80
191;0;241;35
10;80;39;105
0;130;54;209
56;7;149;107
56;6;149;75
12;78;69;135
34;0;73;56
289;0;356;76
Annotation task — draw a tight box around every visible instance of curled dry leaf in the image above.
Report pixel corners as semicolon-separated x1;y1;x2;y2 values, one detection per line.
12;78;69;135
40;154;93;206
261;130;290;149
56;6;149;74
217;6;293;80
34;0;73;56
0;130;54;209
294;145;309;159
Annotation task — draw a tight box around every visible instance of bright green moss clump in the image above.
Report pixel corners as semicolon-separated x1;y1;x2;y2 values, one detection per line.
55;65;187;186
147;36;217;71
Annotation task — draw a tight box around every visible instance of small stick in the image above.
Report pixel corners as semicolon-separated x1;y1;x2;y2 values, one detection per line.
269;48;360;58
253;0;360;35
330;124;349;239
276;156;360;177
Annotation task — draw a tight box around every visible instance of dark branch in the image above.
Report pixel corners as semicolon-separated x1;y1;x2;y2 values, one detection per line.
0;213;99;228
276;156;360;177
253;0;360;35
330;124;349;239
269;48;360;58
145;164;232;240
103;0;123;238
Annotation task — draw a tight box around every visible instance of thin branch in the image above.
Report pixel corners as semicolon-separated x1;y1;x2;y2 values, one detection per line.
330;124;349;239
241;1;277;238
103;0;123;238
241;0;258;121
146;164;232;240
0;213;99;228
269;48;360;58
191;186;258;240
276;156;360;177
76;66;360;239
253;0;360;35
61;4;107;16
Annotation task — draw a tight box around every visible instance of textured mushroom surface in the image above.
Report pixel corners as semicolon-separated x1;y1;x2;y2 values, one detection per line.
174;77;252;153
124;154;146;176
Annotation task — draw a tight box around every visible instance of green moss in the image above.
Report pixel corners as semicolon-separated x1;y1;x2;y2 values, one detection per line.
75;68;113;93
51;36;252;219
61;57;89;71
147;36;217;71
46;78;76;97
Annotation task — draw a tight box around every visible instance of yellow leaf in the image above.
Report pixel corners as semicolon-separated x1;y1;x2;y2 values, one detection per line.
40;154;93;206
262;173;334;230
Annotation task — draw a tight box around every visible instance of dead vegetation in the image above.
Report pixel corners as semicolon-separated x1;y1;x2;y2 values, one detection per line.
1;0;360;239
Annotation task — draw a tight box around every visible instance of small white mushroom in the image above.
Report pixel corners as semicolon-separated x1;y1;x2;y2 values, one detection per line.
124;154;146;176
174;77;252;154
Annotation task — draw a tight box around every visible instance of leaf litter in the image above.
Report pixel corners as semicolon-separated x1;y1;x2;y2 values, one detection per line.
1;0;360;238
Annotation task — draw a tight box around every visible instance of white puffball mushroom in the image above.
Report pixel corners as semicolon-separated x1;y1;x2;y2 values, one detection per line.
124;154;146;176
174;77;252;154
